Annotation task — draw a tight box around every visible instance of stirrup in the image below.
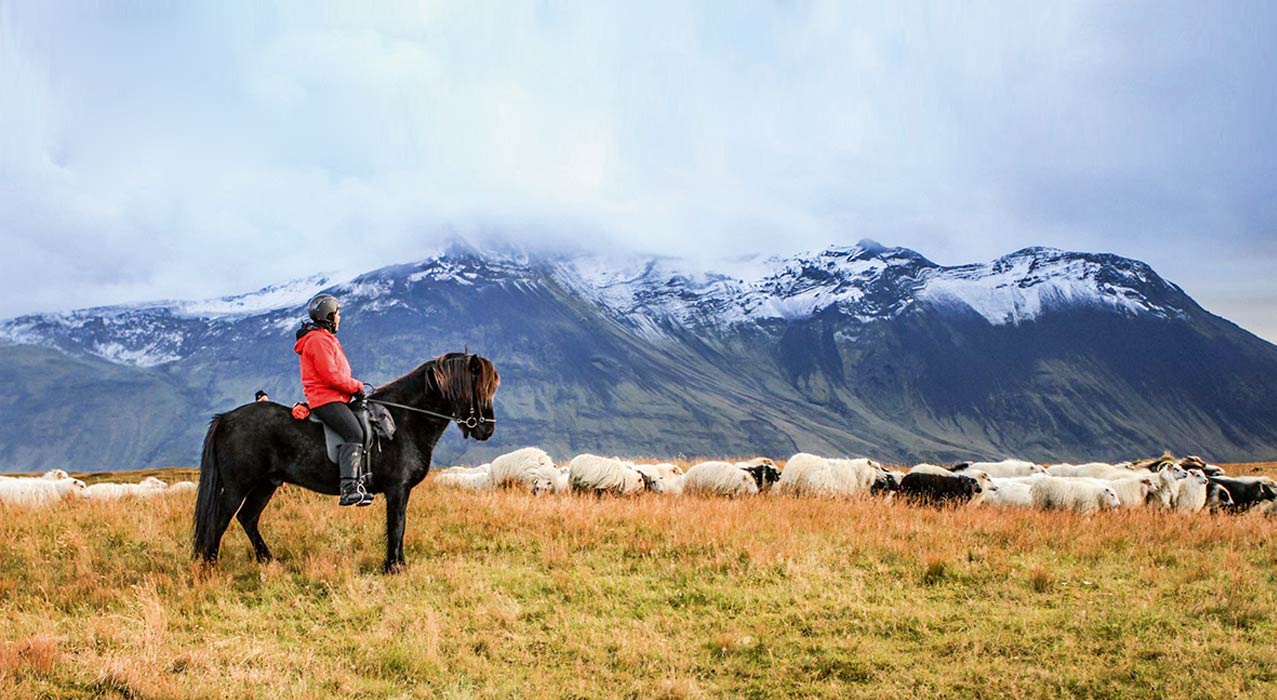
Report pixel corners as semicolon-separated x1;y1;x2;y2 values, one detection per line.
339;480;373;507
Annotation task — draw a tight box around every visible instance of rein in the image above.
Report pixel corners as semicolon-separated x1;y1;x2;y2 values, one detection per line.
367;398;495;429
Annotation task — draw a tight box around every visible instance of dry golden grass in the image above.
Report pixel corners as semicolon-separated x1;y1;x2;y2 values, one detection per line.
1;464;1276;699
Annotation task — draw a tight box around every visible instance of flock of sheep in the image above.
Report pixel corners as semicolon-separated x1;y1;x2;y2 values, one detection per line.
0;470;197;508
433;448;1277;515
4;451;1274;517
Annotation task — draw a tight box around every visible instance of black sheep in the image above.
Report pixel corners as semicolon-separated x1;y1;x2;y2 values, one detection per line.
899;472;981;506
1208;476;1277;513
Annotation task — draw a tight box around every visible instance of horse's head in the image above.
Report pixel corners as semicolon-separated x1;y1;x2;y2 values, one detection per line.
431;353;500;441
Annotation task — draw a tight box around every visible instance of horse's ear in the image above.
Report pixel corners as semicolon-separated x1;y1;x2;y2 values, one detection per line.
469;354;482;372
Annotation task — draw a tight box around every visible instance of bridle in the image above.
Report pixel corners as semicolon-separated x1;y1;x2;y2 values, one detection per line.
365;361;495;430
366;398;494;429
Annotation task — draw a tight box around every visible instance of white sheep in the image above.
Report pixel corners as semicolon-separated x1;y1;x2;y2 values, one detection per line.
0;477;87;507
552;467;571;494
1046;462;1137;479
956;460;1044;477
1171;469;1209;513
682;461;760;498
685;458;780;498
84;476;169;501
908;463;954;477
1029;477;1121;513
166;481;199;495
433;465;492;491
42;469;72;480
776;454;883;498
568;454;653;496
634;463;685;495
1090;474;1154;509
1146;464;1190;508
489;447;560;494
983;478;1035;508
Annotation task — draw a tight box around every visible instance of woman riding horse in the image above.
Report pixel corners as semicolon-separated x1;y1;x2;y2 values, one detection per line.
194;348;499;572
295;294;374;507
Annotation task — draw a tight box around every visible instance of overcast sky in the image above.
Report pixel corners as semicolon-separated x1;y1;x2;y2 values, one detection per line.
2;1;1274;340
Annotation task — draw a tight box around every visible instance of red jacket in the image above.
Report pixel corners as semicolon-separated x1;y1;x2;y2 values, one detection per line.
294;328;363;408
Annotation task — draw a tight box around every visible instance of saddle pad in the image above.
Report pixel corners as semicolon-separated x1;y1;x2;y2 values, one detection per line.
307;414;342;463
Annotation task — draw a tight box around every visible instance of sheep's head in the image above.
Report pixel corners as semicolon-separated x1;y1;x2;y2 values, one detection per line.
1136;476;1155;499
870;471;899;494
141;477;168;489
638;470;659;493
1206;482;1234;509
965;470;994;492
1102;487;1121;509
741;463;782;491
956;475;980;496
530;476;556;495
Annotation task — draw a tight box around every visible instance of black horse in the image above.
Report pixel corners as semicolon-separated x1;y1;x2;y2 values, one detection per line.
193;352;499;573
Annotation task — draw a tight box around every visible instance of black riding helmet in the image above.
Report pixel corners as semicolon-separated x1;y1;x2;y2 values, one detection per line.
307;294;340;326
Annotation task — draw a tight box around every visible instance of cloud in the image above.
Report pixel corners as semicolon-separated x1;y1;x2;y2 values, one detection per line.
0;1;1273;340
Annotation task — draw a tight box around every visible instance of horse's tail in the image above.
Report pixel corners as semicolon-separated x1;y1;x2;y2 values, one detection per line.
193;414;226;562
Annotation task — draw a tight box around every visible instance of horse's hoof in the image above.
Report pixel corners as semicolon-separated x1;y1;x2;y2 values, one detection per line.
382;561;405;575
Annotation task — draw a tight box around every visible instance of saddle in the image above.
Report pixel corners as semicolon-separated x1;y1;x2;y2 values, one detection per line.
307;413;354;464
300;401;397;464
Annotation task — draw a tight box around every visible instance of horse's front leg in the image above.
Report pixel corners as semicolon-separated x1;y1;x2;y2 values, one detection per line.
382;483;411;574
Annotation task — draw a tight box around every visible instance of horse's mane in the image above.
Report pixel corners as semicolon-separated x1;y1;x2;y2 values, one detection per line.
431;352;500;405
378;352;500;405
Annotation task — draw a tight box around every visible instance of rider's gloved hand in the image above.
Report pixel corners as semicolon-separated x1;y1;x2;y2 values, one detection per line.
351;386;367;402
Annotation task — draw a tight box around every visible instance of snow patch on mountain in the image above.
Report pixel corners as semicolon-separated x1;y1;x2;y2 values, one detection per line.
916;249;1173;325
91;340;183;368
176;274;343;317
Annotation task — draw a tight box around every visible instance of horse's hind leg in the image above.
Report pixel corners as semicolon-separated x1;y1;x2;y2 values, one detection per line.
236;482;279;563
197;488;243;565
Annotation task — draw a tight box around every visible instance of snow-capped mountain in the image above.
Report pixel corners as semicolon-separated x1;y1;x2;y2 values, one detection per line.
1;241;1274;471
1;240;1194;367
550;240;1190;333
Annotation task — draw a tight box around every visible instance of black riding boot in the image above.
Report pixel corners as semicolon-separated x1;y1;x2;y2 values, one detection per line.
338;443;374;507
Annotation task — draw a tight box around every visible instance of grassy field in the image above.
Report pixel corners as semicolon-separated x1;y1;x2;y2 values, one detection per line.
2;464;1276;699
